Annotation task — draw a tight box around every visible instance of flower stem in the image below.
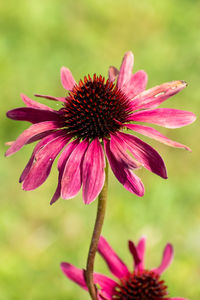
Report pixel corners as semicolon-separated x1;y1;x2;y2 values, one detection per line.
85;159;108;300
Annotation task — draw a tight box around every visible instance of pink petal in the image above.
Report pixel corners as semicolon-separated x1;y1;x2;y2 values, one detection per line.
130;80;187;110
82;139;105;204
7;107;60;123
152;243;174;275
50;139;79;205
5;121;59;157
116;132;167;179
60;263;87;290
20;93;54;111
128;236;146;271
123;70;148;99
136;236;146;270
19;132;60;183
125;124;191;151
34;94;66;102
61;140;89;199
117;51;134;89
98;236;129;279
127;108;196;128
94;273;117;299
22;133;69;190
108;66;119;82
104;138;144;196
128;241;141;270
169;298;188;300
60;67;76;91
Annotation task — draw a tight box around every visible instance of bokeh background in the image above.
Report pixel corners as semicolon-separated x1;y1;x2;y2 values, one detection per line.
0;0;200;299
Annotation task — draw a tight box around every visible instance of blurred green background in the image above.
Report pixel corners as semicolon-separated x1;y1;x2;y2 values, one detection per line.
0;0;199;299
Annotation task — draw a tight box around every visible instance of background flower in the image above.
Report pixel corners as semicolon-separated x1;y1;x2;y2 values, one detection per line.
61;236;187;300
1;1;199;299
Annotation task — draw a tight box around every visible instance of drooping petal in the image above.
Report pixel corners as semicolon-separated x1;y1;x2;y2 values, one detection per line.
61;140;89;199
21;93;54;111
116;132;167;179
108;66;119;82
7;107;60;124
50;139;79;205
104;138;144;196
152;243;174;275
82;139;105;204
98;236;129;280
123;70;148;99
125;124;191;151
60;67;76;91
117;51;134;89
19;132;61;183
127;108;196;129
34;94;66;102
60;263;87;290
94;273;117;299
129;80;187;110
5;121;59;157
22;133;69;190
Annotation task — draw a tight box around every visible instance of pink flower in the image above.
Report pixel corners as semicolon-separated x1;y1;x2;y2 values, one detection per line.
6;51;195;204
61;236;187;300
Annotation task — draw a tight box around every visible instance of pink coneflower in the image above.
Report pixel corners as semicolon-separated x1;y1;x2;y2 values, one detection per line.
6;51;195;204
61;236;187;300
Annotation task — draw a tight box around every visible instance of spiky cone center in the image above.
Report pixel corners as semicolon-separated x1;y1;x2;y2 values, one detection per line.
112;270;168;300
61;74;131;140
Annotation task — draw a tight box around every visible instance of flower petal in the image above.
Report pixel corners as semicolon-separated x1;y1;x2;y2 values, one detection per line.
60;263;87;290
98;236;129;279
117;51;134;88
125;124;191;151
127;108;196;129
152;243;174;275
130;80;187;110
50;139;79;205
136;236;146;269
20;93;55;111
116;132;167;179
128;236;146;271
123;70;148;99
94;273;117;299
108;66;119;82
104;138;144;196
61;140;89;199
5;121;59;157
61;67;76;91
82;139;105;204
7;107;60;124
22;133;69;190
169;298;188;300
34;94;66;102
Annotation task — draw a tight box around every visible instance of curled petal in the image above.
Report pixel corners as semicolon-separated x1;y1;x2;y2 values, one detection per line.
34;94;66;102
61;140;89;199
60;263;87;290
123;70;148;99
108;66;119;82
82;139;105;204
117;51;134;88
20;93;54;111
127;108;196;128
5;121;59;157
98;236;129;279
117;132;167;179
125;124;191;151
7;107;60;124
22;133;69;190
104;138;144;196
130;80;187;110
152;243;174;275
50;139;79;205
61;67;76;91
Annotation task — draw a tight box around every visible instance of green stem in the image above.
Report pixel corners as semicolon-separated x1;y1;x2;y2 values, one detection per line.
85;159;108;300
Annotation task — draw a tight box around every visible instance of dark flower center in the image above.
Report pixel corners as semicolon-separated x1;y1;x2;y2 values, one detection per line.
112;270;168;300
61;74;130;139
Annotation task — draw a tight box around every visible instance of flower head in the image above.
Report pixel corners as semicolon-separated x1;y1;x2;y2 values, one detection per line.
6;51;195;204
61;236;187;300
